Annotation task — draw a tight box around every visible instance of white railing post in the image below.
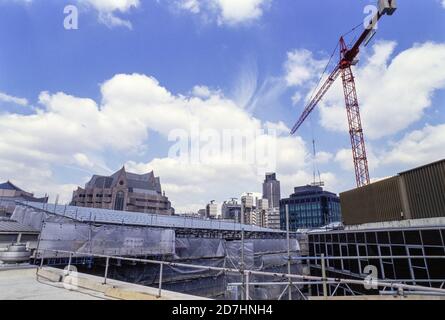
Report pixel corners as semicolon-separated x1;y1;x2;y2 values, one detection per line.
103;257;110;285
158;263;164;298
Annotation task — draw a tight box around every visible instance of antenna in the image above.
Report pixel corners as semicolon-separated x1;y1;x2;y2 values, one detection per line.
311;139;325;188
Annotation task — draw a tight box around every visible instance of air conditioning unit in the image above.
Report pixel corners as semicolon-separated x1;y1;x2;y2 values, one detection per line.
379;0;397;16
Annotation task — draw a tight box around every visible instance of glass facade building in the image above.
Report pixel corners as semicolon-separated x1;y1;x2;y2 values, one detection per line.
280;185;342;230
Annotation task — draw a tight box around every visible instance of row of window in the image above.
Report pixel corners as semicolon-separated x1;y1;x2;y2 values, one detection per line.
309;229;445;247
309;242;445;287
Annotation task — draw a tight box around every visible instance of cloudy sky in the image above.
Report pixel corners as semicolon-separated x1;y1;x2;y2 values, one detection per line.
0;0;444;212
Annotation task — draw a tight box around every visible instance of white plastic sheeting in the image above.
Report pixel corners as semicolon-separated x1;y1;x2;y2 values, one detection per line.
37;222;175;258
17;202;282;233
12;203;305;299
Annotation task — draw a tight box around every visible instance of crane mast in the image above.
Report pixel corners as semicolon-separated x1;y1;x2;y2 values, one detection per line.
290;0;397;188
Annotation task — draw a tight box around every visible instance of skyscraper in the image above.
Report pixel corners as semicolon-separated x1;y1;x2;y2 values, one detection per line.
262;173;281;209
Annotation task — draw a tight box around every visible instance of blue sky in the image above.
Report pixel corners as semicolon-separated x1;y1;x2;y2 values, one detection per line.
0;0;445;212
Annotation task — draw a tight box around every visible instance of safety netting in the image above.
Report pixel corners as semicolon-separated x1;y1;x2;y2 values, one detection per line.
12;204;305;299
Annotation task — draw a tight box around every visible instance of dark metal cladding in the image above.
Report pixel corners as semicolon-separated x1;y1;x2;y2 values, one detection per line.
340;160;445;226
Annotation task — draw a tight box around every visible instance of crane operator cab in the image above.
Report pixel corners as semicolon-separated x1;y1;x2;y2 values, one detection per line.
379;0;397;16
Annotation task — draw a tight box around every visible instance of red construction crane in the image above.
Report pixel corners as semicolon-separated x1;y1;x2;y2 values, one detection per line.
290;0;397;188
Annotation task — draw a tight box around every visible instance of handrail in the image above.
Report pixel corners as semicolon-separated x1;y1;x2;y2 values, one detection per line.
38;249;445;298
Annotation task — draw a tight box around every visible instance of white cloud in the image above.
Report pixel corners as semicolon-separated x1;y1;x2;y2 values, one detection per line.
285;42;445;140
11;0;269;28
179;0;200;14
0;73;336;210
191;85;220;98
80;0;140;28
176;0;271;25
213;0;268;25
315;151;333;164
442;0;445;9
382;123;445;167
317;41;445;139
81;0;139;13
0;91;28;106
7;0;140;28
285;49;327;87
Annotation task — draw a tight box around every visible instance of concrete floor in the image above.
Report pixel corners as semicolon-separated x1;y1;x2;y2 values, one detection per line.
0;266;107;300
0;265;208;300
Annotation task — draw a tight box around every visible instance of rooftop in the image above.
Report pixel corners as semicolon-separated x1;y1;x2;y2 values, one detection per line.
0;181;24;192
0;219;39;233
84;167;162;194
18;202;283;233
288;185;338;198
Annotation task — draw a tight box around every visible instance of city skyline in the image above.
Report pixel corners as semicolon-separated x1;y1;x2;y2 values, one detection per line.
0;1;445;212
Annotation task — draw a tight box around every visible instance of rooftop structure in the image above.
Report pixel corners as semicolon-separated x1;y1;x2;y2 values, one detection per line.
11;202;303;300
340;159;445;226
0;218;39;248
14;202;283;234
71;167;174;215
307;224;445;297
221;199;241;221
0;181;48;217
0;181;48;203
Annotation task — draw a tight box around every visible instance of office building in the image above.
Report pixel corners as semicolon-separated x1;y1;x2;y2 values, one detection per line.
265;208;281;230
241;193;255;224
280;185;342;230
71;167;173;215
251;209;266;228
263;173;281;209
221;199;242;221
206;201;218;219
198;209;207;218
257;198;269;211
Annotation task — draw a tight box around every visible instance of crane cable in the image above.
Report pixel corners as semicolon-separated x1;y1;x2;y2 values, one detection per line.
303;21;365;186
307;20;364;104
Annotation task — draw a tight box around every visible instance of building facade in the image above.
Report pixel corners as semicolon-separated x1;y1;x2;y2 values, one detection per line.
241;193;255;224
251;209;266;228
280;185;342;231
256;198;269;211
206;201;218;219
221;199;241;222
71;167;173;215
262;173;281;209
307;225;445;296
265;208;281;230
0;181;48;217
340;159;445;226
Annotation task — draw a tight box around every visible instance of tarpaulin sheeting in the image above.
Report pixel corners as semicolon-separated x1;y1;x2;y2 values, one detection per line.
13;204;305;300
36;222;175;258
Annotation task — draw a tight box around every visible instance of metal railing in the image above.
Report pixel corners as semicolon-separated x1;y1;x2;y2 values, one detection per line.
37;249;445;300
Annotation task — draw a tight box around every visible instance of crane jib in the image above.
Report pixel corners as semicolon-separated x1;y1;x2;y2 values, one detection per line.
289;1;397;188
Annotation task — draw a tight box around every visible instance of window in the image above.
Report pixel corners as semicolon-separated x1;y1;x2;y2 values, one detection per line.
390;231;404;244
341;244;349;271
377;232;389;244
114;191;125;211
407;247;429;285
404;231;421;245
421;230;442;246
379;245;395;279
